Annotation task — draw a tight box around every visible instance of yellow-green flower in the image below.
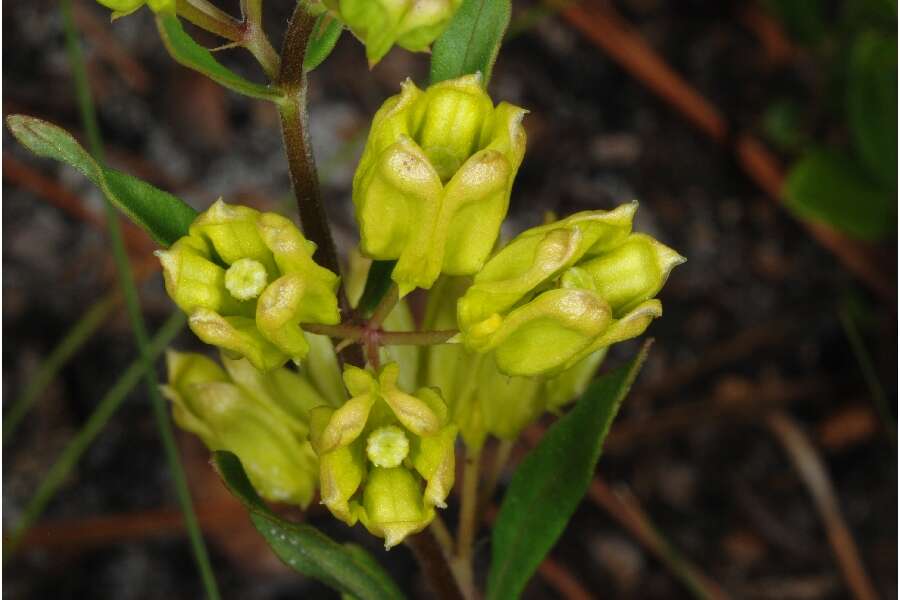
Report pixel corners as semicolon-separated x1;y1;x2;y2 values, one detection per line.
353;75;527;295
162;350;327;507
157;200;340;371
423;276;607;449
322;0;462;66
310;363;457;548
96;0;173;18
458;203;684;377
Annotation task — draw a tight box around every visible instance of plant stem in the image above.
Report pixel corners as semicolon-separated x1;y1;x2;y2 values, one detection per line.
430;513;455;558
276;4;338;279
301;323;459;347
379;330;459;345
176;0;242;41
368;283;399;330
406;529;466;600
455;445;482;599
480;439;514;511
238;0;280;79
61;4;220;597
276;2;364;368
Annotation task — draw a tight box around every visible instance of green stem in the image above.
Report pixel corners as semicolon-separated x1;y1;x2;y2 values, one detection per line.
4;312;186;556
60;4;220;598
455;445;482;599
238;0;280;79
379;330;459;346
301;323;459;346
3;294;117;445
175;0;243;41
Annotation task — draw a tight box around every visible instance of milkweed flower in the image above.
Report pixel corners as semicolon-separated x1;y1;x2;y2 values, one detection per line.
353;75;527;295
310;363;457;548
457;203;684;377
157;200;340;371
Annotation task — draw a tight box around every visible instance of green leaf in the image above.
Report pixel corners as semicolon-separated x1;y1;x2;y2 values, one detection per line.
429;0;512;86
305;14;343;71
784;147;894;240
156;13;285;103
212;451;405;600
487;341;652;600
6;115;197;246
357;260;396;316
847;31;897;188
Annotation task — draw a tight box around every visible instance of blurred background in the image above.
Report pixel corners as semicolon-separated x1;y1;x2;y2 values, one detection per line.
3;0;897;598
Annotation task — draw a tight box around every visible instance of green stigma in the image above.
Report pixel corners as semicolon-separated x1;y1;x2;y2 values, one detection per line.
366;425;410;468
225;258;268;300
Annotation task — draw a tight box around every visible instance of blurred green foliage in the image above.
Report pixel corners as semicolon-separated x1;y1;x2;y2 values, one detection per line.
764;0;897;241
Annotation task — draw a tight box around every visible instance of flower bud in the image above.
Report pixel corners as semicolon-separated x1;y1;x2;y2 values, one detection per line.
322;0;462;66
162;350;325;507
157;200;340;371
422;276;606;448
458;203;684;376
310;363;456;548
353;76;527;295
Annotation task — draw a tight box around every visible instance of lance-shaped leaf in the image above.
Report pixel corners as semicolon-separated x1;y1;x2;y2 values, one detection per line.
6;115;197;246
156;13;285;103
305;13;343;71
212;451;405;600
429;0;512;85
487;341;652;600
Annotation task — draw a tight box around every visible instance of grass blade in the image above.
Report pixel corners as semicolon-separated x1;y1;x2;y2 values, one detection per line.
5;312;186;555
59;3;219;597
3;295;116;444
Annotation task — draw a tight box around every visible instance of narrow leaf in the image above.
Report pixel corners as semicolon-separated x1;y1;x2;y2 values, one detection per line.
784;147;894;241
305;14;343;71
156;13;285;103
6;115;197;246
429;0;512;85
212;451;405;600
487;341;652;600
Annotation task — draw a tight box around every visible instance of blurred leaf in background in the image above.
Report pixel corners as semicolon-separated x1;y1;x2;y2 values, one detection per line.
764;0;897;240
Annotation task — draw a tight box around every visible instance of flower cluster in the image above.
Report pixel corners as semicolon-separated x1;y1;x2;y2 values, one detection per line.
310;363;457;548
353;74;527;295
157;200;340;371
156;73;682;549
457;203;684;376
163;350;328;507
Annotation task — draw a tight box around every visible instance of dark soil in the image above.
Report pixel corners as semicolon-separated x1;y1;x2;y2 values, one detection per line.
4;1;896;599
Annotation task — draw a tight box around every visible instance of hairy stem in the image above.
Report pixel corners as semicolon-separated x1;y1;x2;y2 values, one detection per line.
277;3;363;368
